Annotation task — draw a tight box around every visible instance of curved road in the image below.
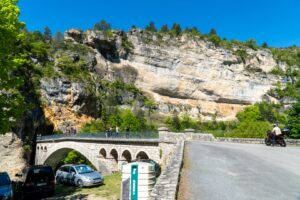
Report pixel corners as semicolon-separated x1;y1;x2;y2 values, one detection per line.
187;141;300;200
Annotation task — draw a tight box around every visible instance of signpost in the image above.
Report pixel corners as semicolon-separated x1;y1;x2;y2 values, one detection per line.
131;164;138;200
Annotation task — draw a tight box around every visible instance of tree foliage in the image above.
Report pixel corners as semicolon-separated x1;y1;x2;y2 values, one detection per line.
94;19;111;31
160;24;169;33
0;0;26;134
209;28;217;35
171;23;182;36
44;26;52;42
145;21;157;32
286;99;300;138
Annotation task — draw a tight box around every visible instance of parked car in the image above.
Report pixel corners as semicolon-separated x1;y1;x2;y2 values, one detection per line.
0;172;13;200
17;165;55;199
55;164;103;187
130;159;161;177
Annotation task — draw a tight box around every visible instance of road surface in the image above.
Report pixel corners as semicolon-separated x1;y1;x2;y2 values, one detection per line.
187;141;300;200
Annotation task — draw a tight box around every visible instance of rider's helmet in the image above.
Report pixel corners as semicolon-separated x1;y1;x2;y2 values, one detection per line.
273;123;277;127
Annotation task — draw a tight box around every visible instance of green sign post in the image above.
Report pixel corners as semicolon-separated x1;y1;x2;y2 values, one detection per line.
131;164;138;200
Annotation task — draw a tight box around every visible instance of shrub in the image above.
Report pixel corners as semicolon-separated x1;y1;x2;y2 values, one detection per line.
245;39;258;50
225;121;270;138
80;120;105;133
56;55;90;80
270;66;285;76
208;34;222;46
234;49;248;63
165;114;181;132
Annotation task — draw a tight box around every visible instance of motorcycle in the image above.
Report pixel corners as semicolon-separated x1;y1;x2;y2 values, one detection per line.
264;129;289;147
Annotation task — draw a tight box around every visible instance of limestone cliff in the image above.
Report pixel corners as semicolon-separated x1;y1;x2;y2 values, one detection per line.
40;28;281;130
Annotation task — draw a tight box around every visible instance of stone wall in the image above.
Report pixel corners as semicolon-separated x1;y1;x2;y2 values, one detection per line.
150;141;185;200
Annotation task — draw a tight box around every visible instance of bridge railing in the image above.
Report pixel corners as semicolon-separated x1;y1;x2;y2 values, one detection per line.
37;131;159;141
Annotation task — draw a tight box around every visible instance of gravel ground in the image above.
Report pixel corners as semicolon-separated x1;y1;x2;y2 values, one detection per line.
187;141;300;200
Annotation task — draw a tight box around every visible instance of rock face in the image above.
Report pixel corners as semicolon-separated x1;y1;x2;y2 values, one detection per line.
40;78;95;132
0;133;26;180
45;29;279;123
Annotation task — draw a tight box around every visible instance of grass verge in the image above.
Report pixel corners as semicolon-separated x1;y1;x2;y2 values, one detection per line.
53;172;121;200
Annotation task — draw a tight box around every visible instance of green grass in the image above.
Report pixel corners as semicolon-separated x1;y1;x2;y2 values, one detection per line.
53;173;121;200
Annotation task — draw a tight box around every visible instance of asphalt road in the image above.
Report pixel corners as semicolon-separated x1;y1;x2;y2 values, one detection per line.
187;141;300;200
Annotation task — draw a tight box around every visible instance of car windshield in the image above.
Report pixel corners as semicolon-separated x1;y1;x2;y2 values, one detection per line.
0;174;10;186
26;167;54;182
75;165;94;174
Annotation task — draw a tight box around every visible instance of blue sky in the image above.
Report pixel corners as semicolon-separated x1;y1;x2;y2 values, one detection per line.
19;0;300;47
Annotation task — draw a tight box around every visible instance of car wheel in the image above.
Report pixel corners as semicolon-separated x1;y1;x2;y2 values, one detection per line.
77;179;84;188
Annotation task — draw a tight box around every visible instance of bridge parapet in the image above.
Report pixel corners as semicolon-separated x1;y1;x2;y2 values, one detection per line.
37;131;158;142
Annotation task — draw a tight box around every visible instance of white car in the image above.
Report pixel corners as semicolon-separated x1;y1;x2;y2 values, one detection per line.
55;164;103;187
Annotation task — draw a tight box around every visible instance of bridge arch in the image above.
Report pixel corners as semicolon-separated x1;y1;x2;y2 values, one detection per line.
99;148;107;158
121;150;132;163
110;148;118;162
136;150;149;160
40;142;107;172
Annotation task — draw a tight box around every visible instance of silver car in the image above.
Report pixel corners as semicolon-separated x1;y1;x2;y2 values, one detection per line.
55;164;103;187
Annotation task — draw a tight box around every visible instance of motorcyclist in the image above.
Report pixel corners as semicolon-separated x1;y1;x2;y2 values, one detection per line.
271;123;282;146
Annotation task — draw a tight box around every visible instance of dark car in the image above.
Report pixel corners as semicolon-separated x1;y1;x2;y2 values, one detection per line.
20;165;55;198
0;172;13;200
130;159;161;177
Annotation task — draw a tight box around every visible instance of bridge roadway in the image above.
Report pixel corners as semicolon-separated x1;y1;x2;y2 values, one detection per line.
187;141;300;200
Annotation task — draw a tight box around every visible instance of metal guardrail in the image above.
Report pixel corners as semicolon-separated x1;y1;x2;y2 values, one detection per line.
37;132;159;141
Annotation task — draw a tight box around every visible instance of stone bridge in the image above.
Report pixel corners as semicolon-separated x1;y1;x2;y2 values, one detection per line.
35;133;174;174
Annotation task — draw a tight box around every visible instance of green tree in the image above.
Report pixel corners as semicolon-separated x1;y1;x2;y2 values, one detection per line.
0;0;26;134
53;32;64;44
145;21;157;32
44;26;52;42
185;26;200;36
59;150;94;168
262;42;268;48
120;109;141;131
94;19;111;31
209;28;217;35
286;100;300;138
53;32;65;49
236;105;262;122
80;120;105;133
144;99;157;117
171;23;182;36
160;24;169;33
257;101;281;123
165;114;181;131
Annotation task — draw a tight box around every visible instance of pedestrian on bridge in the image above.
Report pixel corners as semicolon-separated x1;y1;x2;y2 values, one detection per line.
115;126;119;138
125;126;130;138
